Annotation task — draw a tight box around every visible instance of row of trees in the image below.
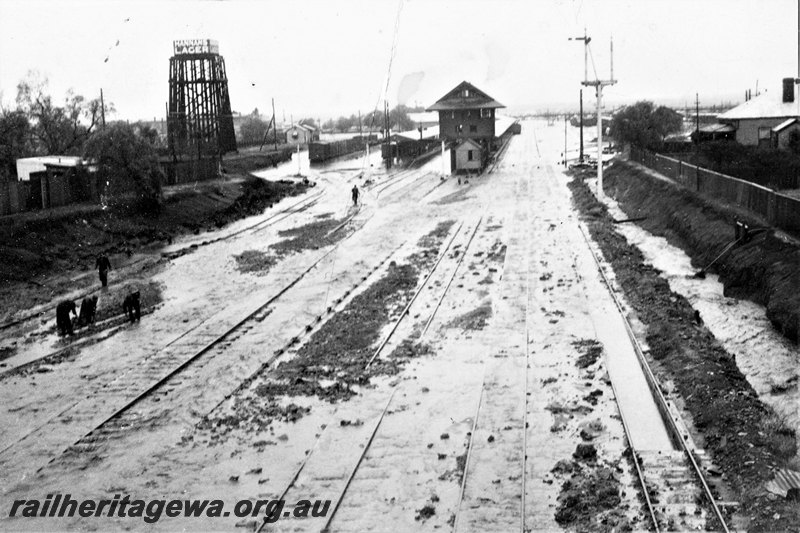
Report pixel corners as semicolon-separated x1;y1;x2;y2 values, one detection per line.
1;72;163;211
322;104;424;134
236;104;424;145
608;101;683;150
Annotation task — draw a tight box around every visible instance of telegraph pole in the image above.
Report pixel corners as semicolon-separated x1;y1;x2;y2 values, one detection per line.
564;116;568;167
384;101;392;170
695;93;700;134
272;98;278;151
579;89;584;162
581;35;616;199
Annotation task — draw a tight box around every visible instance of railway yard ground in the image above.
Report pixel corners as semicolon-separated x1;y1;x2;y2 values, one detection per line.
1;120;799;532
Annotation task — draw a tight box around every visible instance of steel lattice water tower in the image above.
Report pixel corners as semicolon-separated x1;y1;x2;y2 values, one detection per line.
167;39;237;155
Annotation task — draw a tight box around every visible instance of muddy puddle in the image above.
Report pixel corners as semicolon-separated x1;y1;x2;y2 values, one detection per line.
600;191;800;440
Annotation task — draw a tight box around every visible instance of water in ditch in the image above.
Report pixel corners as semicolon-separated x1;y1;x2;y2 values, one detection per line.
600;192;800;441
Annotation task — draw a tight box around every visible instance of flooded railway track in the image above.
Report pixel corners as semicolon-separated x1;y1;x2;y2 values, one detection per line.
1;245;340;475
0;188;327;336
373;170;436;199
418;218;483;340
48;244;404;473
576;223;731;533
164;187;327;252
0;204;390;483
251;219;489;532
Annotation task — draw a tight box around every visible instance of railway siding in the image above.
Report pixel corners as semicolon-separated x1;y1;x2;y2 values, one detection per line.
522;163;643;532
568;170;790;530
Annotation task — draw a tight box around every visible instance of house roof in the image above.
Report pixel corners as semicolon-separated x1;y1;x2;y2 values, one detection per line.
700;123;735;133
426;81;505;112
718;87;800;121
455;138;483;150
393;125;440;141
772;118;798;132
17;156;87;167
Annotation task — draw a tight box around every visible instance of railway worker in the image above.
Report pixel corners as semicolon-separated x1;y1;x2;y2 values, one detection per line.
78;295;98;327
56;300;77;336
95;254;112;288
351;185;360;207
122;291;141;323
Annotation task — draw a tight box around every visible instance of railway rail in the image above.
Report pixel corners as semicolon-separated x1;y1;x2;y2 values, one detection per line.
365;219;468;368
0;190;328;378
53;244;405;472
452;369;488;533
252;218;482;532
164;187;326;252
375;168;437;197
0;208;386;480
576;223;731;533
26;246;340;473
0;188;326;334
418;217;483;340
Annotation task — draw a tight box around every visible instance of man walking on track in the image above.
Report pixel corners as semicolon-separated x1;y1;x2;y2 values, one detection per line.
96;254;112;287
351;185;360;207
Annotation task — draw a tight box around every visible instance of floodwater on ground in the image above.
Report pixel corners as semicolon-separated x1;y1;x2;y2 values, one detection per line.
600;185;800;442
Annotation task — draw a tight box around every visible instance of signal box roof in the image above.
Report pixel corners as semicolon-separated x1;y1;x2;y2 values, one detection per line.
427;81;505;112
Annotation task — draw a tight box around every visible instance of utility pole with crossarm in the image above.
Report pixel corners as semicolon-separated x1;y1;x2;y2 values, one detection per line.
578;34;616;199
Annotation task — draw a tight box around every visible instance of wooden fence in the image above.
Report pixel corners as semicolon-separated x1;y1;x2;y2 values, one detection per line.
631;147;800;235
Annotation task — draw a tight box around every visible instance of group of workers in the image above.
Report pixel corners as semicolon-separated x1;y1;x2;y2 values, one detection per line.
55;183;365;338
55;254;112;337
55;254;140;338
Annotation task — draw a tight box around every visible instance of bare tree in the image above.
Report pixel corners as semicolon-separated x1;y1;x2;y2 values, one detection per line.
16;71;111;155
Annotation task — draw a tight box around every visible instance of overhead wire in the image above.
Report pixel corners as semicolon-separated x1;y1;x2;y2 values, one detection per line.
360;0;404;174
322;0;405;317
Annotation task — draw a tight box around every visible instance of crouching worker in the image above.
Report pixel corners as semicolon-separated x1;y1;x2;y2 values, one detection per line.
78;295;98;327
122;291;141;322
56;300;77;336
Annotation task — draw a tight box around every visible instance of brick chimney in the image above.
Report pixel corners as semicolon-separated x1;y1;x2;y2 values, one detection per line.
783;77;795;103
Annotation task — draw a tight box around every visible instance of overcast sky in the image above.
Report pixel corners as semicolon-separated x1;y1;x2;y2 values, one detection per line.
0;0;797;121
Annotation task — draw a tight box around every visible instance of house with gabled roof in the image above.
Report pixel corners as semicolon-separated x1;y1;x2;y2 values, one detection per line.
453;137;484;173
285;123;319;145
718;77;800;148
